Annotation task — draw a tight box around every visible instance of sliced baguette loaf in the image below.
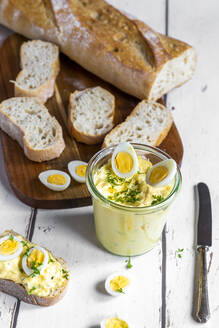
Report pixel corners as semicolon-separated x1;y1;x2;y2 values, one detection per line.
0;0;196;101
0;97;65;162
68;86;115;145
0;230;69;306
14;40;59;104
103;101;173;148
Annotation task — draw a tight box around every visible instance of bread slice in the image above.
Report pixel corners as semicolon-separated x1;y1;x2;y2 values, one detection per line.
68;86;115;145
14;40;59;104
0;1;196;101
0;97;65;162
0;230;69;306
103;101;173;148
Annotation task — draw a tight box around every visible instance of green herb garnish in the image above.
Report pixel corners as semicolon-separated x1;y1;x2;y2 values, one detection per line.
23;246;33;257
137;171;144;175
176;248;184;258
151;194;164;205
116;288;125;294
21;241;28;247
48;257;55;264
62;269;69;280
9;235;14;241
106;171;125;187
27;286;37;295
30;261;41;278
51;276;54;280
108;181;141;205
126;256;133;269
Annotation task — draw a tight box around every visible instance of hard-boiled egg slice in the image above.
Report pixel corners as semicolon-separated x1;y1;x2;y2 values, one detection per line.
105;271;130;296
0;235;23;261
39;170;71;191
146;159;177;187
111;142;138;179
22;246;48;276
101;316;130;328
68;160;88;183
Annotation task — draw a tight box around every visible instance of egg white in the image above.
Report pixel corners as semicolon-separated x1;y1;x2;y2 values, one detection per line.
0;235;23;261
111;142;138;179
38;170;71;191
68;160;88;183
146;159;177;187
22;246;49;276
105;271;131;297
100;316;131;328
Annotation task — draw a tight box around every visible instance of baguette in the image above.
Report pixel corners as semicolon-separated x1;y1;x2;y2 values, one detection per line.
14;40;59;104
0;97;65;162
103;101;173;148
0;0;196;100
0;230;69;306
68;86;115;145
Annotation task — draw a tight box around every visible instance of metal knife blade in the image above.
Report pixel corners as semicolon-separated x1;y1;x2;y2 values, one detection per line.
197;182;212;247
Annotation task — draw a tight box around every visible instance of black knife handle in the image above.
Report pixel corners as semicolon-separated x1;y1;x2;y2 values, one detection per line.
195;246;210;323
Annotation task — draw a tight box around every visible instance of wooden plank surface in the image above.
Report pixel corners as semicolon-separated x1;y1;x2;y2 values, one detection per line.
0;0;218;327
0;31;183;209
11;1;166;328
165;0;219;327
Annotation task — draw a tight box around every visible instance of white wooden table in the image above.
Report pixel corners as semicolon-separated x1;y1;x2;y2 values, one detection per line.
0;1;218;327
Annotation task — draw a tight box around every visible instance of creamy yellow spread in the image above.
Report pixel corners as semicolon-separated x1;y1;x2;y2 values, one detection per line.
94;156;172;207
0;234;69;297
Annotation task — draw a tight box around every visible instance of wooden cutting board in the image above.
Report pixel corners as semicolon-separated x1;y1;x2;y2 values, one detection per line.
0;34;183;209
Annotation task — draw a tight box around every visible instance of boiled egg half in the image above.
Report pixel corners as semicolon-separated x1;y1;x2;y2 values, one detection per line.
0;235;23;261
105;271;130;296
22;246;48;276
146;159;177;187
111;142;138;179
101;316;130;328
68;160;87;183
39;170;71;191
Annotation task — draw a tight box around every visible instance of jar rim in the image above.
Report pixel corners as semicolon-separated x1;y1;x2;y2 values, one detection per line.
86;143;182;213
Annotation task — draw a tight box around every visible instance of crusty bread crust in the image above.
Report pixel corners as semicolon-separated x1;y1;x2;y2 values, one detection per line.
0;98;65;162
102;101;173;148
0;230;69;306
14;40;60;104
68;88;115;145
0;0;196;100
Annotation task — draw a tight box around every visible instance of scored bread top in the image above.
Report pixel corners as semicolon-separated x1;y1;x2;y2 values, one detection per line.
0;97;65;162
68;86;115;145
103;101;173;148
0;0;196;100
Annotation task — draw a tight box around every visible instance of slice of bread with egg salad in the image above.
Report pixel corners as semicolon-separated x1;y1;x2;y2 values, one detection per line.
0;230;69;306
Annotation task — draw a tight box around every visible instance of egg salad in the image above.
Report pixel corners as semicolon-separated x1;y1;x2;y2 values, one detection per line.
94;156;173;207
0;232;69;297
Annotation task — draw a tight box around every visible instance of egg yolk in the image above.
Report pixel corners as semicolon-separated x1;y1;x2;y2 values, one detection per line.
149;166;168;184
115;152;133;173
47;174;67;185
106;318;128;328
0;239;19;255
110;275;130;291
76;164;87;177
27;249;45;268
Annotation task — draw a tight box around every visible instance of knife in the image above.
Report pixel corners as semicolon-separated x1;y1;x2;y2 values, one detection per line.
194;182;212;323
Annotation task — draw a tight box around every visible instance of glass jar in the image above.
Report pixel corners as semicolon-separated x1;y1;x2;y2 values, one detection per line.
86;144;181;256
